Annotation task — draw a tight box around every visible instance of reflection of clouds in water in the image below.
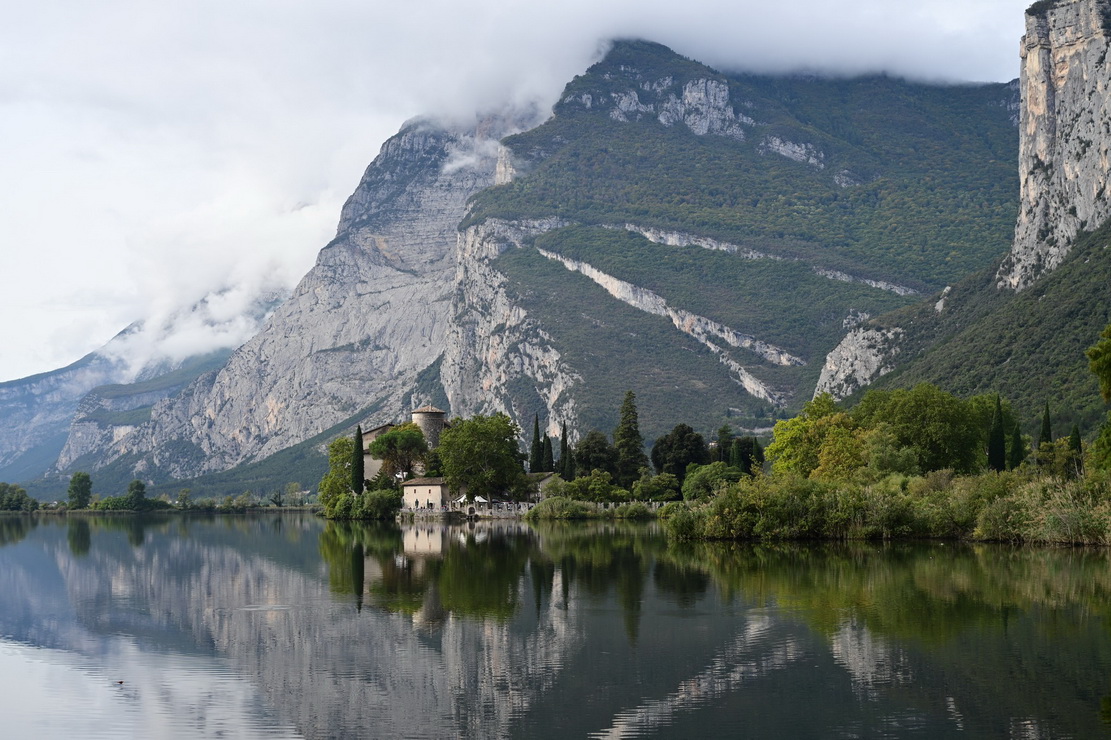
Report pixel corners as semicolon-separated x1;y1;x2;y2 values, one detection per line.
590;615;805;738
0;639;299;739
830;619;913;701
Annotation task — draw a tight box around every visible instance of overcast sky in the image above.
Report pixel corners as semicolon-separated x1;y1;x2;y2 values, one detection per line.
0;0;1030;382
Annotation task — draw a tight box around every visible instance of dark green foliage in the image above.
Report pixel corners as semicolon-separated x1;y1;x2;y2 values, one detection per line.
987;397;1006;472
352;426;365;495
1040;402;1053;448
631;470;681;501
368;423;428;478
862;222;1111;434
560;468;630;503
613;390;649;488
530;414;543;473
1088;323;1111;402
0;482;38;512
471;44;1017;290
651;424;710;484
715;425;733;463
730;437;764;475
1026;0;1061;18
558;422;573;480
126;479;147;509
1008;424;1027;470
541;435;554;473
438;414;527;501
852;384;983;474
67;472;92;510
574;430;618;476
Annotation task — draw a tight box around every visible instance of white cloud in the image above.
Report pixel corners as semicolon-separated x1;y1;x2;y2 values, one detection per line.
0;0;1030;381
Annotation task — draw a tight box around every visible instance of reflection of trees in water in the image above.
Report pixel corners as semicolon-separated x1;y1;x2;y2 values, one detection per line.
67;519;90;557
0;515;36;547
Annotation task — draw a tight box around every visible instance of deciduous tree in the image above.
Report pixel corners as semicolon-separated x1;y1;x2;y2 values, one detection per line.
438;414;526;501
67;472;92;510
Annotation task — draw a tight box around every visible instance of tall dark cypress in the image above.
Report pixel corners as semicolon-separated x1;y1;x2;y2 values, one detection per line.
987;396;1006;472
559;422;569;477
530;414;543;473
613;390;649;488
352;426;365;494
542;435;554;473
1039;401;1053;448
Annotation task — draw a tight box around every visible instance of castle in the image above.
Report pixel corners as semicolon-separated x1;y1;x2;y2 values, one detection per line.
362;405;447;481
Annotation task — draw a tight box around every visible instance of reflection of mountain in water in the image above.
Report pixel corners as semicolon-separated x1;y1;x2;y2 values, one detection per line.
1;516;1111;738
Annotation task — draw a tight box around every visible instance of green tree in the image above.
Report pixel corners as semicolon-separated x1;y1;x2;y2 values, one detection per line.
681;462;742;500
715;425;734;463
67;472;92;510
1039;401;1053;448
987;396;1006;472
1008;424;1027;470
631;470;680;501
575;430;618;476
1069;423;1084;477
0;482;38;512
562;469;630;503
438;413;527;501
319;436;355;513
352;426;365;495
558;422;572;479
852;384;982;474
125;479;147;510
1087;323;1111;402
765;394;843;477
368;422;428;479
530;414;543;473
542;435;554;473
650;424;709;484
613;391;649;488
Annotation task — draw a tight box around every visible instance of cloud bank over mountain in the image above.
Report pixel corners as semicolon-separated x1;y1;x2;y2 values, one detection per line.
0;0;1028;381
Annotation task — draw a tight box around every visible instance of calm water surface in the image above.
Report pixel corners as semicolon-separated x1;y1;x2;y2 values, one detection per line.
0;513;1109;738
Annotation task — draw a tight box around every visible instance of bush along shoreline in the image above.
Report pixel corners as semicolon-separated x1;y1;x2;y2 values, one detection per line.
660;468;1111;545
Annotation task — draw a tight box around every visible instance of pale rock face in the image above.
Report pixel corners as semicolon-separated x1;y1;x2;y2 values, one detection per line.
92;120;502;478
760;136;825;169
998;0;1111;290
440;219;582;440
569;76;751;140
813;327;905;400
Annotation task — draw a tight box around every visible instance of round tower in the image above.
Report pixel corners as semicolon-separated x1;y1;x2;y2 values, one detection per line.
411;405;446;449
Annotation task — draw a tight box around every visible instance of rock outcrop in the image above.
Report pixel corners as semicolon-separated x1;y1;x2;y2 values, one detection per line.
813;327;905;400
997;0;1111;290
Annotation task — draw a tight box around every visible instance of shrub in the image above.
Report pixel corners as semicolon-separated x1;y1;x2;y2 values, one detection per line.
524;496;596;520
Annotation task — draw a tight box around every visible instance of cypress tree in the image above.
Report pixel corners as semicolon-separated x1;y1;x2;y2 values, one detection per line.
542;435;554;473
559;422;570;478
987;396;1006;472
1039;402;1053;448
1070;423;1084;477
530;414;543;473
715;424;733;463
1008;424;1026;470
613;391;649;488
352;426;365;494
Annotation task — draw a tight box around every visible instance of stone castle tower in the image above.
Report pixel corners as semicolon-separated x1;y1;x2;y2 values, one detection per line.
411;405;446;448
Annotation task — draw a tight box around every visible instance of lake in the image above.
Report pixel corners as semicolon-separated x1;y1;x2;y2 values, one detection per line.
0;512;1109;738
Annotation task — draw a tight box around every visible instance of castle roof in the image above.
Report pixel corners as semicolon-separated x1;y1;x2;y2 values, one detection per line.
412;405;445;414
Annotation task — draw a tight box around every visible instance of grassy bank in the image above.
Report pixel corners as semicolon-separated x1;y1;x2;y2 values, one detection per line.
661;468;1111;545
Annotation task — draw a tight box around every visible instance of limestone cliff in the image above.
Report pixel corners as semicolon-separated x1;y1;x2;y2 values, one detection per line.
998;0;1111;289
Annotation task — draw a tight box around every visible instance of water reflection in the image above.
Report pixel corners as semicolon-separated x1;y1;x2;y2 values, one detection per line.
0;514;1109;738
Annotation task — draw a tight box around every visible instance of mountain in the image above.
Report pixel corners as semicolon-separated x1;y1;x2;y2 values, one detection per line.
11;40;1024;496
819;0;1111;434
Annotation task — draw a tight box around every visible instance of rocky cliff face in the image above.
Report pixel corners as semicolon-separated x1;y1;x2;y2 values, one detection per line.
998;0;1111;290
86;120;506;479
441;218;582;439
